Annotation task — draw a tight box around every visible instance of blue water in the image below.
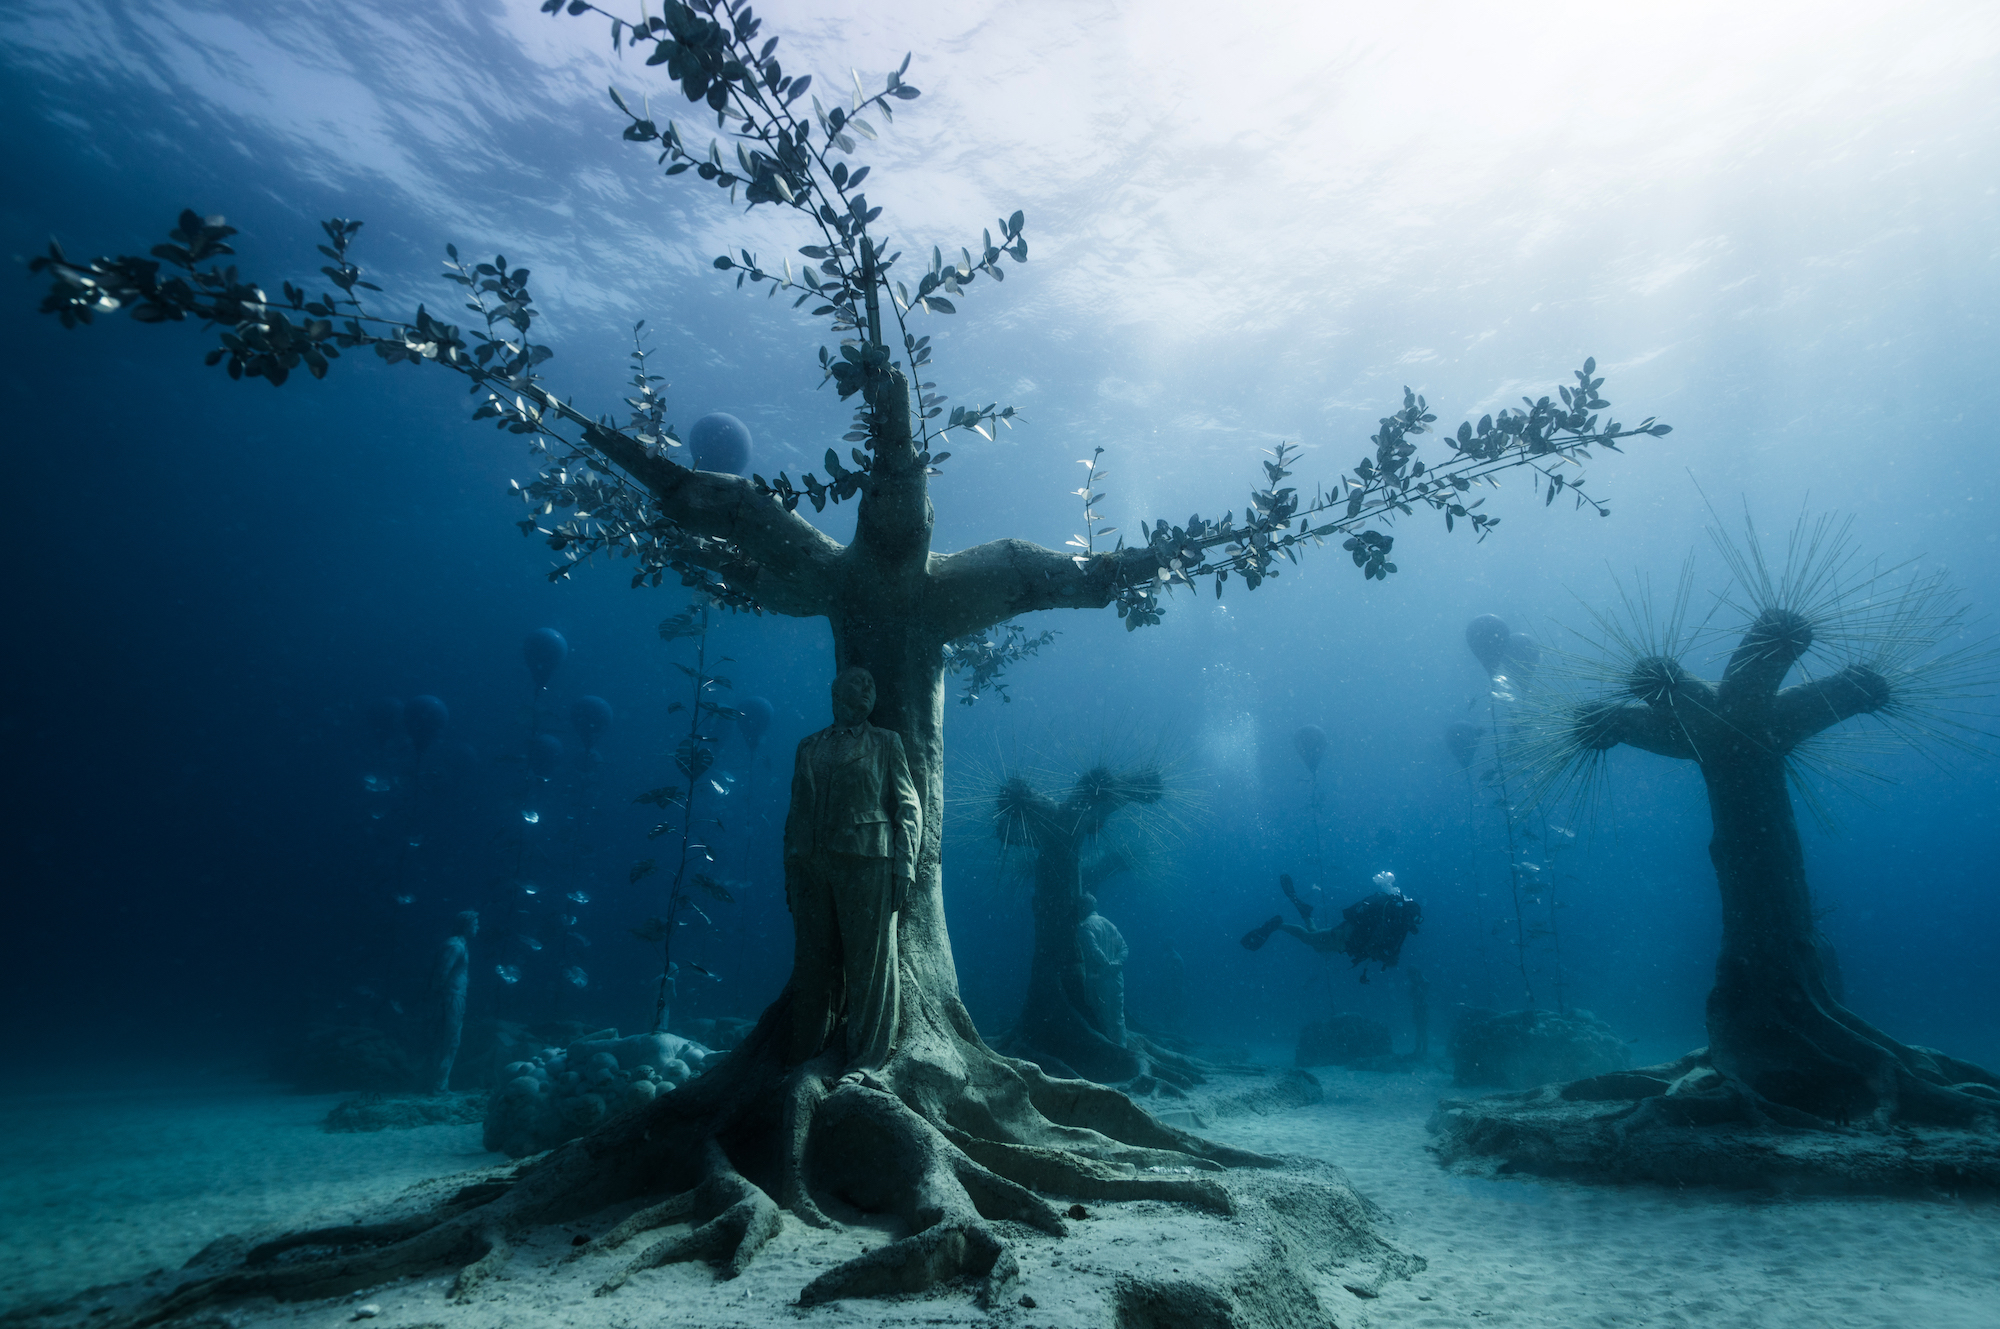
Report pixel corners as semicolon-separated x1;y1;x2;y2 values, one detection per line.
2;1;1996;1092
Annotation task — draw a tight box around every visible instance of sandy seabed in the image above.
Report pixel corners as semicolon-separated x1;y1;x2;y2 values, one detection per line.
2;1064;1995;1329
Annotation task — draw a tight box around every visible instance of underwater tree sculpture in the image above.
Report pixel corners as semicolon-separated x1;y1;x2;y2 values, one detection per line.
1524;515;1999;1130
990;764;1205;1089
30;0;1672;1313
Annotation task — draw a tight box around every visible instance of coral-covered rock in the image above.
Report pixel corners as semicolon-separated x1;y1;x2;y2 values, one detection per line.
481;1027;718;1157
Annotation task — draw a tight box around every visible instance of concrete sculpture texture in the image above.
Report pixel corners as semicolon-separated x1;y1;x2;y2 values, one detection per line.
782;667;922;1071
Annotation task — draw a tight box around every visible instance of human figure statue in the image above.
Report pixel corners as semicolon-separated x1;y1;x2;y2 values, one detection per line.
1075;894;1129;1049
1240;871;1422;982
427;909;478;1093
783;667;922;1071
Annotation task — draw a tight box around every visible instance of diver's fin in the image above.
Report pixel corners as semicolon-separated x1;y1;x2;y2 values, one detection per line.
1279;874;1314;924
1240;915;1285;951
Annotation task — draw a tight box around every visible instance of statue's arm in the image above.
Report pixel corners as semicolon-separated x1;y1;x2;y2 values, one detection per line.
782;737;814;864
1574;701;1702;761
883;732;923;886
430;938;462;993
1772;665;1890;751
924;540;1155;641
589;430;844;619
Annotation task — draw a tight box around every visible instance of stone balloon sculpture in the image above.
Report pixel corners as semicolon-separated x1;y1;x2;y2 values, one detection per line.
569;695;613;751
1443;721;1480;771
1507;631;1541;687
1465;613;1512;679
403;694;448;753
1293;723;1327;773
523;626;568;690
688;410;752;475
526;732;563;780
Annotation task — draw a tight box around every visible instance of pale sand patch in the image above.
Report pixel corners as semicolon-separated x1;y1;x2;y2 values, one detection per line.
0;1075;497;1308
3;1066;1996;1328
1226;1067;2000;1329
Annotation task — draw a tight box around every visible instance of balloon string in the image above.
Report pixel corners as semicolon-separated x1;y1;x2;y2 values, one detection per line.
1488;690;1536;1009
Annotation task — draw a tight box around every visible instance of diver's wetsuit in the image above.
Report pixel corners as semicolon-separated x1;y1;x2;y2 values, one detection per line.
1240;874;1422;974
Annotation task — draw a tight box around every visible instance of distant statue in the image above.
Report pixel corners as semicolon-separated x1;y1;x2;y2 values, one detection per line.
427;909;479;1093
1075;894;1129;1049
783;667;922;1071
1240;872;1423;982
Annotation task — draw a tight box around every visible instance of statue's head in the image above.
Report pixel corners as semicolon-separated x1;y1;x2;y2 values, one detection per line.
832;666;877;726
1079;893;1098;916
456;909;481;939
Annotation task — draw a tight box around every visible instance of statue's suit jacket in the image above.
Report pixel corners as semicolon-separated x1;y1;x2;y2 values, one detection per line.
784;721;923;883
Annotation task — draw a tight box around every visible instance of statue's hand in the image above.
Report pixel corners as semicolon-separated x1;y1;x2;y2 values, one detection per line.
892;874;912;914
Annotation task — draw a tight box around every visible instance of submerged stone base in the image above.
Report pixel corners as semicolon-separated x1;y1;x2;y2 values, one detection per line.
15;1157;1421;1329
1107;1165;1424;1329
1429;1050;2000;1196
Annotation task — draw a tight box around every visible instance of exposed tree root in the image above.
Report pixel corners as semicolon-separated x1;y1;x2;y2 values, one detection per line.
93;987;1284;1328
1431;1047;2000;1195
998;1027;1210;1094
1706;962;2000;1129
594;1139;781;1292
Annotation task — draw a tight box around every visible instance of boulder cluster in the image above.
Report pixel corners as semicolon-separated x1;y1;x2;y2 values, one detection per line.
483;1029;719;1157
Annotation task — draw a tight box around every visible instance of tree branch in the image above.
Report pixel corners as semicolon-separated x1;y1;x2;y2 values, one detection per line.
1771;665;1890;751
924;541;1152;642
1719;609;1814;707
588;421;844;618
1574;701;1702;761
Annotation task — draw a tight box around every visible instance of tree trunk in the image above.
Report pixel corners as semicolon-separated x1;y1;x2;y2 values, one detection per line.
1700;745;1999;1128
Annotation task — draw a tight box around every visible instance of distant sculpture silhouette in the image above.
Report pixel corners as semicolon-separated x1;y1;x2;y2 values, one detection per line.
427;909;479;1093
1075;894;1129;1050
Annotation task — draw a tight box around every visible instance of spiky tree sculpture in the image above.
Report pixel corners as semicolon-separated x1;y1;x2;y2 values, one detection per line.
1526;514;1999;1130
29;0;1669;1315
990;765;1203;1089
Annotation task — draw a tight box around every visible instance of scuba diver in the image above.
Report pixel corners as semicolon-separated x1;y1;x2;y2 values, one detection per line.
1240;871;1422;982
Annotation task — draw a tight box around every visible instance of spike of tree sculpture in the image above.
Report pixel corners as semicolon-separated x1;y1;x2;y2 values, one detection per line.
30;0;1670;1314
1528;516;1999;1133
990;765;1205;1090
